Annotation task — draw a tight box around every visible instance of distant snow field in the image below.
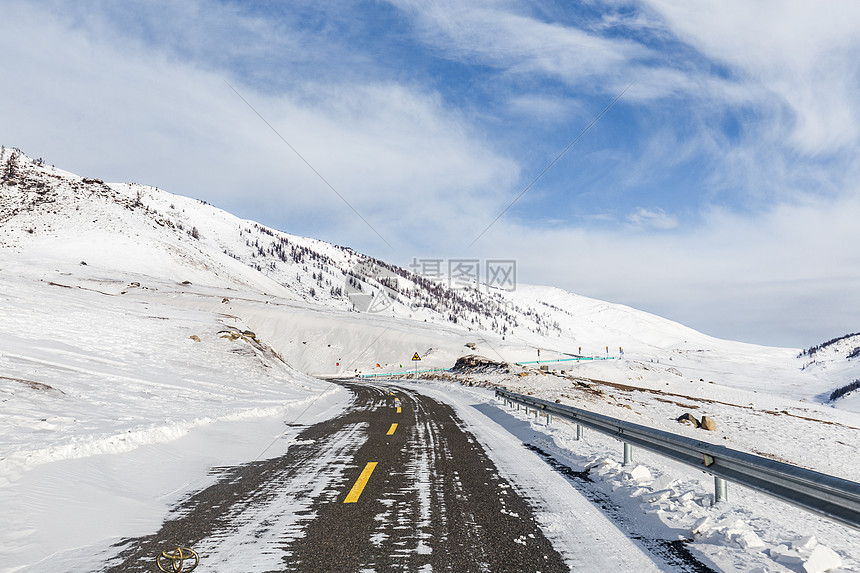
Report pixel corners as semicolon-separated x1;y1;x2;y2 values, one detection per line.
2;148;859;572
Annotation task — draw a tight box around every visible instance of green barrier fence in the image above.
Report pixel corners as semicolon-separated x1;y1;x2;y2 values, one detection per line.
359;368;449;379
359;356;620;377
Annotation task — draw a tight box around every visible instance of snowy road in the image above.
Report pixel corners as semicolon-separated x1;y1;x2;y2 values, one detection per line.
101;382;689;572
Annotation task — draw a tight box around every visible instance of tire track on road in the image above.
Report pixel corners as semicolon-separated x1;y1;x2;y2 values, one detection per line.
103;383;568;572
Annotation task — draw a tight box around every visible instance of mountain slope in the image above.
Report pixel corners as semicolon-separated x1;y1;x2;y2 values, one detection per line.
0;147;755;350
0;146;555;340
3;145;857;405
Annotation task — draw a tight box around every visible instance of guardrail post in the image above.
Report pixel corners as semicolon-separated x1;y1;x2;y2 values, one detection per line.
576;424;583;441
547;413;553;426
623;443;633;466
714;476;727;503
534;408;539;420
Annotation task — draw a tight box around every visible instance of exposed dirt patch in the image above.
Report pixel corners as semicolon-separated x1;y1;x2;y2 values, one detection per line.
655;397;701;410
1;375;64;393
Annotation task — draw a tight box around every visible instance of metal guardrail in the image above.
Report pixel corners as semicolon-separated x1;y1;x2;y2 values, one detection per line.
496;387;860;530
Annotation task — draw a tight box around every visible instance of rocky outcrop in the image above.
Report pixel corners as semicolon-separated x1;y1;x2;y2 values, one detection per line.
677;412;716;431
452;354;509;374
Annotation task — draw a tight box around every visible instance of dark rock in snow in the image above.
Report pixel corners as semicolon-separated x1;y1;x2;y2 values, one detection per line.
676;412;700;428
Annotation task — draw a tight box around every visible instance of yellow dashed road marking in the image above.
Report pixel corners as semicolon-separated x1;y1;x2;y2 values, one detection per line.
396;406;401;413
387;423;398;435
344;462;378;503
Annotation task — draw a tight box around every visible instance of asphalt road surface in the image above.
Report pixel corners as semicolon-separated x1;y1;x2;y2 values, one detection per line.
104;382;570;572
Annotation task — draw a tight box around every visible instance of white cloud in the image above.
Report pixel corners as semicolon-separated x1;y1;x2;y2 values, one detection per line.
391;0;645;88
470;191;860;346
505;94;585;122
625;207;678;230
388;0;753;107
641;0;860;155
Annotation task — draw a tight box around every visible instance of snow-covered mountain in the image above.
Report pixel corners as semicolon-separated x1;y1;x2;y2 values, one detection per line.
799;333;860;365
797;333;860;406
0;147;692;355
0;148;755;345
2;145;857;399
0;146;570;344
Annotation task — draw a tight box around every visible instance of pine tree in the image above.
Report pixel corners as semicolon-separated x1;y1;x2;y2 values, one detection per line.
2;152;20;181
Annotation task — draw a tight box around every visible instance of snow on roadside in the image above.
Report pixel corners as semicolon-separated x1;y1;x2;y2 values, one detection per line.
408;383;666;572
405;378;859;573
0;254;349;571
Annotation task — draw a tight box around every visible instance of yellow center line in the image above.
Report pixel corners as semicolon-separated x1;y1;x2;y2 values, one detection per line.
396;406;401;414
344;462;378;503
387;423;398;435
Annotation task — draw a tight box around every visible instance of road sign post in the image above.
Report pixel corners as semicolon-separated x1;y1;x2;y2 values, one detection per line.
412;352;421;377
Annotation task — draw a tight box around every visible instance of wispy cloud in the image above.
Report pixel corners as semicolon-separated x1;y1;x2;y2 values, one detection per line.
392;0;644;86
642;0;860;155
626;207;678;230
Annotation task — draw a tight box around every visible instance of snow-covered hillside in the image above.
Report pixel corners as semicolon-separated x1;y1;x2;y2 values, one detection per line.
5;146;854;385
0;146;556;336
3;143;859;408
0;146;577;370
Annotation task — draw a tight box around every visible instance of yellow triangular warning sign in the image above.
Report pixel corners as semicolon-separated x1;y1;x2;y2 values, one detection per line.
412;352;421;361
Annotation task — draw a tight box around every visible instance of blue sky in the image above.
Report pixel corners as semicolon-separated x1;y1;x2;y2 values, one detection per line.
2;0;859;347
